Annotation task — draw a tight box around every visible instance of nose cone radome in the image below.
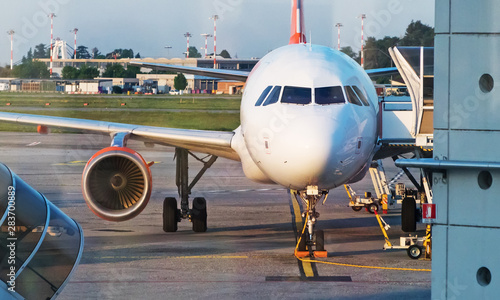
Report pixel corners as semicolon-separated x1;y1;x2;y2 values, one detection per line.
259;115;352;190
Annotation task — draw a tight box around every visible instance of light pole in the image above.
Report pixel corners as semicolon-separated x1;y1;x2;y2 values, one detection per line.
164;46;172;58
184;32;192;58
48;13;56;76
358;14;366;69
201;33;212;58
335;23;343;51
7;30;14;70
210;15;219;68
70;28;78;59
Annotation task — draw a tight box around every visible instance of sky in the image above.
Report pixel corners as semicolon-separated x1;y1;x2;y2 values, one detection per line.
1;0;435;66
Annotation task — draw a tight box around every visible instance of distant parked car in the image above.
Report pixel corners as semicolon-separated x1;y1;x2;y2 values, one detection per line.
169;89;180;95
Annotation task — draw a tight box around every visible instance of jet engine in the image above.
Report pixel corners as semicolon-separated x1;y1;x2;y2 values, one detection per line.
82;147;152;222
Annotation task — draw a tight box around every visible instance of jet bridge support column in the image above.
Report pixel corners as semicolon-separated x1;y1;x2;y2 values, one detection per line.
432;1;500;297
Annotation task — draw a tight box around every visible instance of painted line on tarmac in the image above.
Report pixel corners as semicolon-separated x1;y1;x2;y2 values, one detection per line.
203;188;286;194
95;255;248;260
266;276;352;282
53;160;87;166
26;141;41;147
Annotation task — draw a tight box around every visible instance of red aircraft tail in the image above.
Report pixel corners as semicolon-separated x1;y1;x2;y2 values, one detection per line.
289;0;306;44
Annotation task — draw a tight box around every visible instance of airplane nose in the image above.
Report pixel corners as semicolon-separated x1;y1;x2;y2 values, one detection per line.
262;114;351;189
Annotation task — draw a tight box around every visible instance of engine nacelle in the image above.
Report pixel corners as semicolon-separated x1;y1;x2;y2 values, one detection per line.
82;147;152;222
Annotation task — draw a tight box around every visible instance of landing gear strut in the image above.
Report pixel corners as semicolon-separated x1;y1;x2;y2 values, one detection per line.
162;148;217;233
294;188;328;258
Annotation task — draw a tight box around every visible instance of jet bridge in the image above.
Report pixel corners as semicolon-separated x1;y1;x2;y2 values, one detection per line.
379;47;434;148
0;163;83;300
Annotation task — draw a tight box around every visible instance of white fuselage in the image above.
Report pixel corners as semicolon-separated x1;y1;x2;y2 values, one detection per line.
232;44;378;191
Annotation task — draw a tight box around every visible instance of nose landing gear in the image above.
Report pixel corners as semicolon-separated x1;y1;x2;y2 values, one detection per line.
293;188;328;258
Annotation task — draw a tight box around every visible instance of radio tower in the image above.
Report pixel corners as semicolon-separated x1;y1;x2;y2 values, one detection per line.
210;15;219;68
48;13;56;76
335;23;343;51
70;28;78;59
7;30;14;70
358;14;366;69
201;33;212;58
184;32;192;58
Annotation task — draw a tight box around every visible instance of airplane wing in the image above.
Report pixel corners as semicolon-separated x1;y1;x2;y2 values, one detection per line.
130;61;250;82
365;67;399;77
130;62;396;81
0;112;240;161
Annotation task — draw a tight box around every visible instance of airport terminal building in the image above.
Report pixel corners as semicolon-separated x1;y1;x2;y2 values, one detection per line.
5;57;256;94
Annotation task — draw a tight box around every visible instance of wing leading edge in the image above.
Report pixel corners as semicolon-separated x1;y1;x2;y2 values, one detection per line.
130;61;250;82
0;112;240;161
130;62;397;81
365;67;399;77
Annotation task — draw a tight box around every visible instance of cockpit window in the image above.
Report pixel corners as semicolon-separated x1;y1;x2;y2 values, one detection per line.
315;86;345;105
281;86;312;105
255;86;273;106
352;86;370;106
262;86;282;106
345;86;363;106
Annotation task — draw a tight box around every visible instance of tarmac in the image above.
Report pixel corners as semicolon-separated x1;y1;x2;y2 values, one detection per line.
0;132;431;299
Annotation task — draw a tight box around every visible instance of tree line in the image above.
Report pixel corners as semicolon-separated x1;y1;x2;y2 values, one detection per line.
1;43;234;80
340;20;434;83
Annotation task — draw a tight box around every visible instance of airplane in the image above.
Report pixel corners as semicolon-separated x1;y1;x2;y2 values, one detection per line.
0;0;410;256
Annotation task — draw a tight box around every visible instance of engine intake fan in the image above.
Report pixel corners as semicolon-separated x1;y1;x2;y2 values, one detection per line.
82;147;152;222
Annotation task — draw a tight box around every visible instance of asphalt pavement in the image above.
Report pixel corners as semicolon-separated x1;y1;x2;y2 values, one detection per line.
0;132;431;299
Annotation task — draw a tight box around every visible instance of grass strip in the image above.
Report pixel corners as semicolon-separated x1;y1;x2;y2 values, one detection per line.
0;109;240;133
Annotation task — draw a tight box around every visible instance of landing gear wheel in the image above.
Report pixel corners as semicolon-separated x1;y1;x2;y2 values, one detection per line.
367;203;379;214
191;197;207;232
352;206;363;212
315;230;325;251
163;197;179;232
407;245;422;259
402;197;417;232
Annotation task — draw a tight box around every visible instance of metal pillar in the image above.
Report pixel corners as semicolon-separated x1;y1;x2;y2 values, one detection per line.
359;14;366;69
70;28;78;59
176;148;190;217
175;148;218;219
48;13;56;76
335;23;342;51
211;15;219;69
7;30;14;70
432;1;500;297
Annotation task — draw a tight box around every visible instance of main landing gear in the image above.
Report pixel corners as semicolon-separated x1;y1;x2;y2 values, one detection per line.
294;187;328;258
163;148;217;233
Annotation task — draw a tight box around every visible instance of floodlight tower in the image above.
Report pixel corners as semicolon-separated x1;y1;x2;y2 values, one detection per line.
335;23;343;51
48;13;56;76
210;15;219;68
7;30;14;70
70;28;78;59
201;33;212;58
184;32;192;58
358;14;366;68
164;46;172;58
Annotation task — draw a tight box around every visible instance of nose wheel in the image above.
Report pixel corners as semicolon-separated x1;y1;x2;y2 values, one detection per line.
294;189;328;258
